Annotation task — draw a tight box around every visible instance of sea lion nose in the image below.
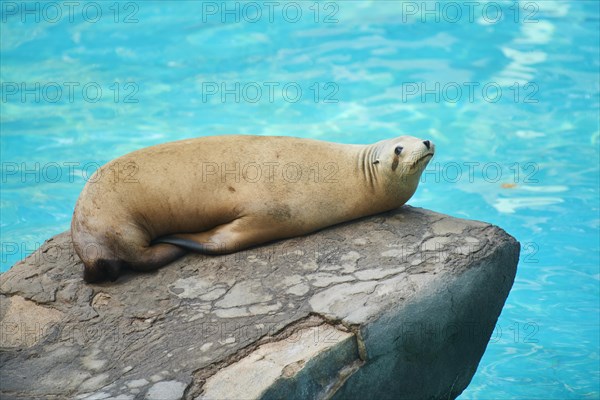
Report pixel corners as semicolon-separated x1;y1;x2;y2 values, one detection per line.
423;140;431;150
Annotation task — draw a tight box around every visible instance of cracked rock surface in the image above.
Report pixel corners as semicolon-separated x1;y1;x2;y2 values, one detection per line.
0;206;519;399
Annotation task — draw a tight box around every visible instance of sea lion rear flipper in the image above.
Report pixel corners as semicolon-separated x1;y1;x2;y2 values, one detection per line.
151;219;264;254
151;235;216;253
84;259;123;283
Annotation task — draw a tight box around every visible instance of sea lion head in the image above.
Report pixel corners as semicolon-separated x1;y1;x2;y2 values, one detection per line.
374;136;435;200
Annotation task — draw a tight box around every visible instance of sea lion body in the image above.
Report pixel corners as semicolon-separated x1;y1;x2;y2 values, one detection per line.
72;135;434;282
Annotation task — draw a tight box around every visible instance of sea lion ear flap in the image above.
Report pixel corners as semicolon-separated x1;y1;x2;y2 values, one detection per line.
372;160;380;165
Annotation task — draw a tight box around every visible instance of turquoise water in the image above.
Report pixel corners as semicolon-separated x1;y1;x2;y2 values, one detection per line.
1;1;598;398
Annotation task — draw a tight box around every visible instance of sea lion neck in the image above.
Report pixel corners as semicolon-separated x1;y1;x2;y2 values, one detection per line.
356;142;382;192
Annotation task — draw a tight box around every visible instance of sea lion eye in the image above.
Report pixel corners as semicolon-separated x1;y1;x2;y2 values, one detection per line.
394;146;403;155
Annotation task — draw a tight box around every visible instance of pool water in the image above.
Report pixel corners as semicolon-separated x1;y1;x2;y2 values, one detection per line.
1;1;598;398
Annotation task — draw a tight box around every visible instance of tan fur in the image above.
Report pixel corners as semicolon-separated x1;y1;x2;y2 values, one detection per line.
71;135;434;282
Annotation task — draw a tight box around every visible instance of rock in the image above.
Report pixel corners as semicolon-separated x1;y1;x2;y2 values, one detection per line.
0;207;519;399
146;381;187;400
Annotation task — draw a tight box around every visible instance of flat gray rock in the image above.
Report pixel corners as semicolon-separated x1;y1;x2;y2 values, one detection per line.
0;206;519;399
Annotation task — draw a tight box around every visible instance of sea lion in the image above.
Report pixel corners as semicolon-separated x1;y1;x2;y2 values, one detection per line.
72;135;435;282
